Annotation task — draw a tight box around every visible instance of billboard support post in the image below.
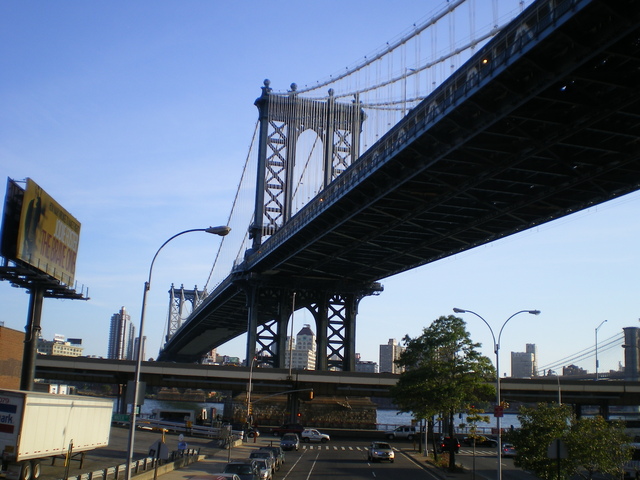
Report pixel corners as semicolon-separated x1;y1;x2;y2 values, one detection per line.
20;286;44;391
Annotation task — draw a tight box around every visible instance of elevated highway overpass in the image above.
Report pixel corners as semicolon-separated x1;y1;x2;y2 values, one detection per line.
36;355;640;409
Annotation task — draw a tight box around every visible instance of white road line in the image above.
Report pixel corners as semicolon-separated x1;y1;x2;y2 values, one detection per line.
280;448;307;480
305;451;320;480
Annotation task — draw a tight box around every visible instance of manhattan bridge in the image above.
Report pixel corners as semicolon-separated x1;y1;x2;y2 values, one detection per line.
156;0;640;371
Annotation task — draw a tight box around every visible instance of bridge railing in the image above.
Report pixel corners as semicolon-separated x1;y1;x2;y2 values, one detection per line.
243;0;575;271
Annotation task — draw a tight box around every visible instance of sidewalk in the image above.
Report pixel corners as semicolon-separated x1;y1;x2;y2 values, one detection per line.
138;439;270;480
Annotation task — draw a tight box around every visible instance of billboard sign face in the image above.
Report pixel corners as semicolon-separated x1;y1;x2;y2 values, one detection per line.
15;178;81;286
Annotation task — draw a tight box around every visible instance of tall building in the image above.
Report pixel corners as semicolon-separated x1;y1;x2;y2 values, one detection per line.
108;306;135;360
511;344;537;378
379;338;404;374
624;327;640;381
526;343;538;376
284;324;317;370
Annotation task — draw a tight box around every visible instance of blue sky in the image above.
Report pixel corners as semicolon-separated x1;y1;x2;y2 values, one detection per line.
1;1;638;375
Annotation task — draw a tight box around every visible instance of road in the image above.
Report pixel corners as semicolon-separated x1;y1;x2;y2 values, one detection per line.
36;427;538;480
221;438;439;480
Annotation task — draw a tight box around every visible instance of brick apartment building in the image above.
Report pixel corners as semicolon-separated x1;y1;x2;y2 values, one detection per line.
0;324;23;389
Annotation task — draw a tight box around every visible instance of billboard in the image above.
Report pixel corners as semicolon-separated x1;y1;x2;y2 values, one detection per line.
1;178;81;286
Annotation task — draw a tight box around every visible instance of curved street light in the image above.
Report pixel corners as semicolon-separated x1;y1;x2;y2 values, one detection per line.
453;307;540;480
125;225;230;480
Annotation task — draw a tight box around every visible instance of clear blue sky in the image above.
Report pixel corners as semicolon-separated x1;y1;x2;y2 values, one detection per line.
1;1;638;375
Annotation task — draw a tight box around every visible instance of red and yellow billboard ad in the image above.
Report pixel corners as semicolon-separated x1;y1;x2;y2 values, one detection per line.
16;178;81;286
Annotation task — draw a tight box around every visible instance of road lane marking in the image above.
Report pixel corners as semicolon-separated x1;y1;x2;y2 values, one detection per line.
305;451;321;480
280;448;307;480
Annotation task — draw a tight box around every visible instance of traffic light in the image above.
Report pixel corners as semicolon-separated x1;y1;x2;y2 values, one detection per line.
309;390;314;400
248;403;253;415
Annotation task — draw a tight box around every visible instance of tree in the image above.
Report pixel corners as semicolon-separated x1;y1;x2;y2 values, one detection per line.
391;315;495;470
566;416;630;480
465;405;491;445
511;403;575;480
512;403;631;480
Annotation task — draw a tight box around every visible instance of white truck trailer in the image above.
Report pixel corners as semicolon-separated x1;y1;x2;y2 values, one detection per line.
0;389;113;480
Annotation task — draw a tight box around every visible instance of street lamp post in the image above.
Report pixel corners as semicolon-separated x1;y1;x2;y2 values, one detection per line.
595;320;607;380
125;225;230;480
453;308;540;480
247;355;257;441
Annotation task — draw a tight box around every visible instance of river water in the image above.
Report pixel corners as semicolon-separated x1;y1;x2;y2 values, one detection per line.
136;399;519;433
377;409;521;434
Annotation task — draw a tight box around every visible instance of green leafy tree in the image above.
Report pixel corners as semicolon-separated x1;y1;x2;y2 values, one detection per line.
566;416;630;480
512;403;574;480
512;403;631;480
391;315;495;470
465;405;490;446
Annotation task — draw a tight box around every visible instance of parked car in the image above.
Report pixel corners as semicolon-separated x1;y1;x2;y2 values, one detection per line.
502;443;517;457
259;446;285;469
301;428;330;443
252;458;272;480
280;433;300;451
438;436;461;454
223;460;260;480
385;425;417;440
367;441;395;463
248;451;275;476
271;423;304;436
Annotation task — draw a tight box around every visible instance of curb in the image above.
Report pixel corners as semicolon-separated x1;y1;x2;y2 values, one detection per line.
400;449;447;479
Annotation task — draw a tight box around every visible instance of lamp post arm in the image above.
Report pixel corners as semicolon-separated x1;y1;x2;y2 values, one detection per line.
497;310;529;351
124;225;229;480
455;308;497;352
148;228;223;286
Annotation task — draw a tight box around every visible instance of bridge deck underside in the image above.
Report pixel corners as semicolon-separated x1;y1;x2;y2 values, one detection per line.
162;0;640;362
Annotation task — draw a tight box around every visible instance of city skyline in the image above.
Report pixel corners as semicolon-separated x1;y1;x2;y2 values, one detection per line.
1;0;638;375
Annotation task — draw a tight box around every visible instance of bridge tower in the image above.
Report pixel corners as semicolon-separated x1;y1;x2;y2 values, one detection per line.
245;81;374;371
165;284;204;343
250;80;364;248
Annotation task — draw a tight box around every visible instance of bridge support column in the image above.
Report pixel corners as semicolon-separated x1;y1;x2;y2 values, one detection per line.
246;286;259;364
307;291;364;372
244;279;381;371
314;297;329;371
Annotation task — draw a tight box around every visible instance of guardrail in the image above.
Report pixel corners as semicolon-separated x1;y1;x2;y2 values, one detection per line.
65;448;201;480
112;415;244;441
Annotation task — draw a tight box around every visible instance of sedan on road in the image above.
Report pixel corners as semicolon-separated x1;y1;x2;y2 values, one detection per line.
367;442;395;463
438;436;461;454
502;443;517;457
280;433;300;451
